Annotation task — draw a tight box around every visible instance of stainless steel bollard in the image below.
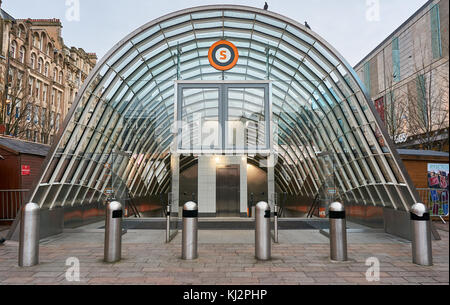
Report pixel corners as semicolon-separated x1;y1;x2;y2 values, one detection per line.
411;203;433;266
19;203;40;267
274;204;279;244
255;201;271;260
182;201;198;260
166;204;171;243
104;201;122;263
329;202;348;262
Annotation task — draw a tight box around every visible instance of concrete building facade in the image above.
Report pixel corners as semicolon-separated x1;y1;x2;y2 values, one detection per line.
354;0;449;152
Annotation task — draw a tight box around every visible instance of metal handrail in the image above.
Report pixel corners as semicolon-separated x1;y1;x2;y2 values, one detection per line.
125;193;141;218
307;193;321;218
307;183;344;218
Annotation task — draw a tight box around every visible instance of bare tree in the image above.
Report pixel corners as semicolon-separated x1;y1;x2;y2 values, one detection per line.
40;104;57;145
1;70;33;138
382;64;409;144
406;40;449;150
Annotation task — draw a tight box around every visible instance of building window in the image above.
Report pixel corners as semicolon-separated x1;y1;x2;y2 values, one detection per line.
33;33;40;49
47;43;52;56
50;111;55;128
430;4;442;59
374;97;385;123
19;46;25;63
26;104;32;122
43;85;48;102
41;108;47;128
363;62;371;94
7;68;13;84
36;81;41;99
40;33;45;51
51;89;55;106
28;77;34;95
53;69;57;82
59;71;63;84
44;63;49;77
57;91;62;109
392;37;401;82
33;131;38;142
18;25;23;38
31;53;36;69
34;106;39;125
416;74;428;126
56;114;61;131
38;58;43;74
17;72;24;89
10;40;17;58
15;101;21;119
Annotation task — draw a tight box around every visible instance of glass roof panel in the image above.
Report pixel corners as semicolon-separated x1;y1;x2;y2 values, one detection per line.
131;26;160;45
193;21;222;30
191;11;223;19
255;14;286;29
224;20;253;29
137;35;165;53
160;15;191;29
106;42;134;68
314;42;340;67
165;24;193;38
253;24;283;39
224;30;252;39
223;10;255;20
286;25;315;45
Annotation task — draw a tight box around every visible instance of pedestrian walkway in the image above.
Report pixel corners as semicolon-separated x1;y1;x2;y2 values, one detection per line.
0;222;448;285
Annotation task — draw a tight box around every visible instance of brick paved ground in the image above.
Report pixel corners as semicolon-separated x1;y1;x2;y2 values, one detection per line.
433;221;449;232
0;228;448;285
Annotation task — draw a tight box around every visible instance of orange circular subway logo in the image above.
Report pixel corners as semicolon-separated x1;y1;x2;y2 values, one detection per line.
208;40;239;71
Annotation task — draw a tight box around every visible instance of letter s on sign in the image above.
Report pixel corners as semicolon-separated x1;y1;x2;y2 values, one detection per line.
220;50;227;60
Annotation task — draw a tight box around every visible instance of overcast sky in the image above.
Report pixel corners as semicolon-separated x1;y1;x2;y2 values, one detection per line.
3;0;428;66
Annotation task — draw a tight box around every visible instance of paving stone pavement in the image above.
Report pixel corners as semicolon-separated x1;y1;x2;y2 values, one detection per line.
0;228;448;285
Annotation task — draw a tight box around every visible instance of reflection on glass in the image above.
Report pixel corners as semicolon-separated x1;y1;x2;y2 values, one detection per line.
227;88;266;149
180;88;220;150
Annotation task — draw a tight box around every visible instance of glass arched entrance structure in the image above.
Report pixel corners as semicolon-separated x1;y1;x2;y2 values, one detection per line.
20;5;419;227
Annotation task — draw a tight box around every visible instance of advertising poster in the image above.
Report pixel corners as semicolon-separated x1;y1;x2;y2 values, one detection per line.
428;164;449;190
427;164;449;217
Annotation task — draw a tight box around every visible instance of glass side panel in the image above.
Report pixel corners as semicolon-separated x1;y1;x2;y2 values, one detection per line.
226;87;266;150
180;88;220;150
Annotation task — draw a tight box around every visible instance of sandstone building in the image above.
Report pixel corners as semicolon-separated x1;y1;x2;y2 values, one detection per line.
0;4;96;145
